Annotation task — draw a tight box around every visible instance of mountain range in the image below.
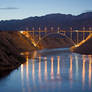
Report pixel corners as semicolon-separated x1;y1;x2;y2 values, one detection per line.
0;12;92;31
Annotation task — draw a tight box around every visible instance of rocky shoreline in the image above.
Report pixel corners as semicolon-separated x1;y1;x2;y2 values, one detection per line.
71;34;92;55
0;31;36;72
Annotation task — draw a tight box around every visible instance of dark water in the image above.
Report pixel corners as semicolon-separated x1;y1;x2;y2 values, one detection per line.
0;48;92;92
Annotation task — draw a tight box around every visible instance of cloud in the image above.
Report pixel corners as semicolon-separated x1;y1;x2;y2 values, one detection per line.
83;10;92;13
0;7;19;10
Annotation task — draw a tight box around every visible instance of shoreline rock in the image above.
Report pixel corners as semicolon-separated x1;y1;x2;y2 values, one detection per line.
71;34;92;55
0;31;36;72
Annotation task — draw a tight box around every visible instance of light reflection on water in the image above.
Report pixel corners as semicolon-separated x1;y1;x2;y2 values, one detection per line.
69;55;72;88
82;55;86;89
19;49;92;92
89;56;92;88
0;49;92;92
51;56;54;80
44;57;47;80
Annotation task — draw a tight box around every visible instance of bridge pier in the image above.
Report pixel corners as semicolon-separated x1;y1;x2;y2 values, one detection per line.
44;27;47;37
51;27;54;33
83;32;85;40
70;28;73;40
77;31;79;44
83;27;85;40
32;27;35;39
39;28;41;40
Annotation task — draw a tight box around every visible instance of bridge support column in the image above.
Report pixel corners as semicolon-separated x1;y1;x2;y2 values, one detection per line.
83;27;85;40
51;27;54;33
83;32;85;40
39;27;41;40
70;27;73;39
44;27;47;37
77;32;79;44
32;27;35;39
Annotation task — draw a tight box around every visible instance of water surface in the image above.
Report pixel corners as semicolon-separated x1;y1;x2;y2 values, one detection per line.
0;48;92;92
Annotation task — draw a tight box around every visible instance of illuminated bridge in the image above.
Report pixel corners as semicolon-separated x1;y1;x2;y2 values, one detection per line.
19;27;92;47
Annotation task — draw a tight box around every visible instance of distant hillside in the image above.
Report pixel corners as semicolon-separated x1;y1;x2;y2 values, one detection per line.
0;12;92;31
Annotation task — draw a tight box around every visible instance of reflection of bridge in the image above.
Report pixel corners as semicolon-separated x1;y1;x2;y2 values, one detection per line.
21;52;92;90
19;28;92;47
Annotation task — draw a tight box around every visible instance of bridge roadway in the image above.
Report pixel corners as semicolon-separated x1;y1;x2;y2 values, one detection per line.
19;30;92;47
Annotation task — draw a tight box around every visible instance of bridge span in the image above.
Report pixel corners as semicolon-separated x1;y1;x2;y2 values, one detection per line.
19;29;92;47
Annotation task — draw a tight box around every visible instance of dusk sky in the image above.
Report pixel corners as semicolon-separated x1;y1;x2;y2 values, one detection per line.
0;0;92;20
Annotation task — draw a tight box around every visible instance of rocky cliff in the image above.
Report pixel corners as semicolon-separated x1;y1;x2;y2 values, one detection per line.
71;34;92;54
0;31;36;72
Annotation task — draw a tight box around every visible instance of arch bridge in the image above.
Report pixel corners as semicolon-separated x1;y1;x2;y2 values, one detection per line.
19;28;92;47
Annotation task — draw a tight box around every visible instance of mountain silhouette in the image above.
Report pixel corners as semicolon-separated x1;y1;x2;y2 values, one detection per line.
0;12;92;31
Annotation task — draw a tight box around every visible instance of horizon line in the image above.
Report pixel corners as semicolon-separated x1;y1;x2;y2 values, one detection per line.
0;11;92;21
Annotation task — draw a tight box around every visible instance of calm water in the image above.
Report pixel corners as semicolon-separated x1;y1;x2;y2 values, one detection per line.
0;48;92;92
